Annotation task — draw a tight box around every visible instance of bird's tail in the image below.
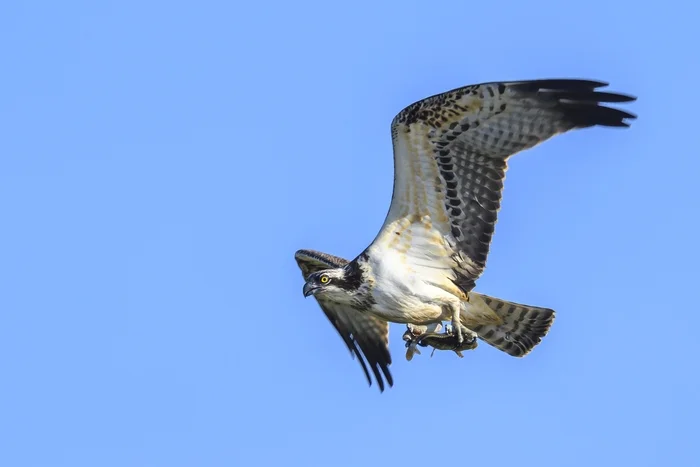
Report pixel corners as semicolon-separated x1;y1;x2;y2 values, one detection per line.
465;293;555;357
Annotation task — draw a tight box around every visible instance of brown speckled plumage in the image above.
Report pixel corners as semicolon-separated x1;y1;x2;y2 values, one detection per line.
387;79;636;293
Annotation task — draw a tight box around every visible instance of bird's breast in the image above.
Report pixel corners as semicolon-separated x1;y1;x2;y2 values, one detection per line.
364;250;449;324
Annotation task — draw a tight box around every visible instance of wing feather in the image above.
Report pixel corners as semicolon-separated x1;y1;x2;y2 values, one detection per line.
294;249;393;391
372;79;636;292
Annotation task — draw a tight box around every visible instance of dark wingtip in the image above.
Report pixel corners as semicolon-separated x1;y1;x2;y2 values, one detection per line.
377;366;393;393
511;78;638;129
371;365;385;392
294;249;316;262
363;350;393;393
367;351;393;393
385;370;394;389
373;375;393;394
512;78;610;93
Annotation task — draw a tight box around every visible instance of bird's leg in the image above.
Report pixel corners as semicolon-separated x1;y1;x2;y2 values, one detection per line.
450;303;463;345
455;325;478;349
445;323;477;357
445;323;477;347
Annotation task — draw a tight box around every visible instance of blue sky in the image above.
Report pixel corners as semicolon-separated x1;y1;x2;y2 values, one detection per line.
1;1;698;466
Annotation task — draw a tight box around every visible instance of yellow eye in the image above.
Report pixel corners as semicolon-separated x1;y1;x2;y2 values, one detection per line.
320;275;330;284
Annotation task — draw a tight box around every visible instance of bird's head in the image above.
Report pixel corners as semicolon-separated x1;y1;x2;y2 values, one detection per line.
302;268;354;301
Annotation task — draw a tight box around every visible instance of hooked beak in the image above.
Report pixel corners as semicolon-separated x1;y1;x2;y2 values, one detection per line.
303;282;319;297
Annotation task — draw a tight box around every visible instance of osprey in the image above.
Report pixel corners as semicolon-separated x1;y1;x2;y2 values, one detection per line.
295;79;636;391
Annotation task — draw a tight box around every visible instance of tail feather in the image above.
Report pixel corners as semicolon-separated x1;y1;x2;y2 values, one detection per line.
466;293;555;357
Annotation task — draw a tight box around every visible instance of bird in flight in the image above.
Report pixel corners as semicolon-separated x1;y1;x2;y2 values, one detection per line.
295;79;636;391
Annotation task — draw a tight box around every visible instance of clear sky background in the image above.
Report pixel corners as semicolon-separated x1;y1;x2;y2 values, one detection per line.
1;1;698;466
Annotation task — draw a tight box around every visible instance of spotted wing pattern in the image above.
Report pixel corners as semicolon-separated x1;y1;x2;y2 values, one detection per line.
372;79;636;292
294;249;393;391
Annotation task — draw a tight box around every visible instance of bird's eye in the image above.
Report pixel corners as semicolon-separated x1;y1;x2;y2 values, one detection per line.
320;275;330;284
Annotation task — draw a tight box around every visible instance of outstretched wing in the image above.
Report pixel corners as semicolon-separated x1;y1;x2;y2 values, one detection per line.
294;249;393;391
372;79;636;292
